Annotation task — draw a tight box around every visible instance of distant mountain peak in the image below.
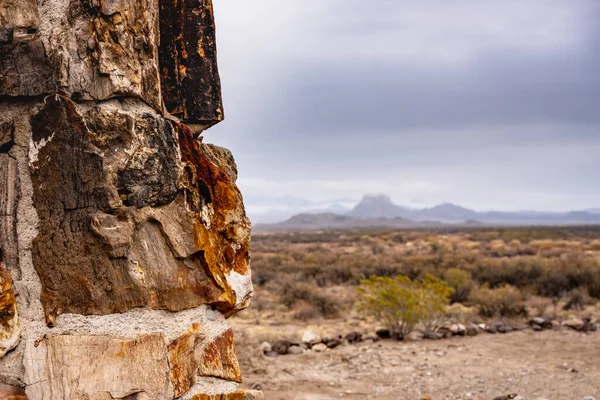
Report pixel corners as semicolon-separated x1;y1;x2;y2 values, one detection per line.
361;194;394;202
348;194;410;219
436;202;461;207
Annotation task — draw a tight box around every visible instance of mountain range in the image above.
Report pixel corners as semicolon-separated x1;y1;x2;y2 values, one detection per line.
254;194;600;231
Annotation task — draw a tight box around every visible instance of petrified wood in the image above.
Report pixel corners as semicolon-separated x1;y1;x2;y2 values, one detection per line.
46;0;162;107
23;323;249;399
191;392;264;400
0;121;14;152
199;328;242;383
0;261;18;358
0;0;257;397
0;383;27;400
0;0;53;96
30;95;251;325
169;325;242;397
24;334;172;399
160;0;224;127
0;153;19;277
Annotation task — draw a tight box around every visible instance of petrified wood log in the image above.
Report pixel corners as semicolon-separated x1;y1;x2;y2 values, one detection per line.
169;325;242;397
160;0;224;127
24;334;172;398
30;95;251;325
0;152;19;278
24;323;250;399
46;0;162;107
0;0;53;96
0;0;256;398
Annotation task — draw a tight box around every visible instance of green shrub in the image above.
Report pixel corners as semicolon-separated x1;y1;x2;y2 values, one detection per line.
469;284;527;318
444;268;473;304
355;274;454;335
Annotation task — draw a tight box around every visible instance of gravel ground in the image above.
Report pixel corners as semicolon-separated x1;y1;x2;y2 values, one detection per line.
234;327;600;400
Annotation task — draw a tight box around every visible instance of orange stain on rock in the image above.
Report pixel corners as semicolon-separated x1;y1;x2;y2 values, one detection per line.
200;328;242;383
168;323;205;397
177;122;251;314
0;266;17;328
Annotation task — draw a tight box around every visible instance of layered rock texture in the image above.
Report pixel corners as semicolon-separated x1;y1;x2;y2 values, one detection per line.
0;0;258;398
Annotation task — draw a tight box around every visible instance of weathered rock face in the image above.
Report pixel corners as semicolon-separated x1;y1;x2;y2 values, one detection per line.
24;334;173;399
0;149;19;278
199;329;242;383
191;392;264;400
22;322;251;399
29;95;251;325
45;0;162;107
0;383;27;400
160;0;224;127
1;0;163;105
0;121;14;152
0;0;53;96
168;326;242;397
0;0;255;398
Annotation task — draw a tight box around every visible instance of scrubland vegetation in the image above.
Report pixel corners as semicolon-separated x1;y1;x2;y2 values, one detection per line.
356;274;454;335
236;226;600;400
249;226;600;325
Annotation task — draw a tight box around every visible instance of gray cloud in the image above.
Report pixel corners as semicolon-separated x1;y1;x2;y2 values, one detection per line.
209;0;600;213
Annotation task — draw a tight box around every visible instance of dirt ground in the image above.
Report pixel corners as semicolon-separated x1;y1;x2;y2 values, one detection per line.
233;324;600;400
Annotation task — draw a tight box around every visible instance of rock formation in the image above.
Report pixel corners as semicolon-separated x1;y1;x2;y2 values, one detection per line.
0;0;259;398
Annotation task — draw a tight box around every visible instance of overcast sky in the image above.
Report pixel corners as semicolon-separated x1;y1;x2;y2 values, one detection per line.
208;0;600;212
